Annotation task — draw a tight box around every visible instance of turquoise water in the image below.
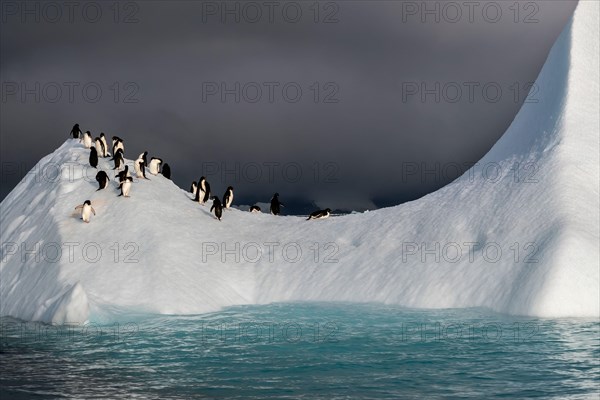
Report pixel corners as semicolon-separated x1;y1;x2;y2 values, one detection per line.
1;303;598;399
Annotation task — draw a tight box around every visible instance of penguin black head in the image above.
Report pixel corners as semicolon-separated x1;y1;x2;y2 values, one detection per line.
192;181;197;185
200;176;206;182
100;133;105;137
85;130;90;134
90;147;97;154
325;208;332;213
274;193;279;197
227;186;233;191
84;200;91;205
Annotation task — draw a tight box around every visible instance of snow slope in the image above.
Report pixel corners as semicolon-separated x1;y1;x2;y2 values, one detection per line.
1;2;598;323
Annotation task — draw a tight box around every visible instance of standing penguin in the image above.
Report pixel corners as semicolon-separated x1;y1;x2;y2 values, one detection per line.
134;154;148;179
75;200;96;223
193;177;204;202
138;151;148;167
118;176;133;197
82;131;93;148
117;165;130;183
70;123;82;139
95;171;110;190
190;181;197;196
149;157;162;175
112;149;125;170
270;193;284;215
203;180;211;204
210;196;223;221
112;136;124;155
194;176;210;204
94;137;105;158
89;147;98;169
99;133;109;157
307;208;331;220
162;163;171;179
222;186;234;210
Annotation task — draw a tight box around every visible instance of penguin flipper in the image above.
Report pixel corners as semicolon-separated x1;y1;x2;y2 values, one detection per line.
74;205;83;211
91;207;96;215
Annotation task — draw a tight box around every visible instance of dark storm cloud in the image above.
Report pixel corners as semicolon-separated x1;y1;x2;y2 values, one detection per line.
0;0;577;212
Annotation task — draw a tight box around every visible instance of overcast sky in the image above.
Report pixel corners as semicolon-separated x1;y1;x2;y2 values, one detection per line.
0;0;577;213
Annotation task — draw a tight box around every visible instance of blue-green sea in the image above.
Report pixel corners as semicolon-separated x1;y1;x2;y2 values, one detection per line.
1;303;598;399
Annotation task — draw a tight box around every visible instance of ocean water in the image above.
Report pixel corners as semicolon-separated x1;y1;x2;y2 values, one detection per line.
1;303;598;399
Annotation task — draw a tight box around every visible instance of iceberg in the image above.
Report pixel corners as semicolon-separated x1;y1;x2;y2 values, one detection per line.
1;2;598;323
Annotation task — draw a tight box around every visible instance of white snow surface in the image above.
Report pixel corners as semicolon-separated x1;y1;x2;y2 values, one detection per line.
1;2;598;323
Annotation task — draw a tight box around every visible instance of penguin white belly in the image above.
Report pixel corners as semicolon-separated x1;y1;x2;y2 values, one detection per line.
81;205;93;222
83;136;92;148
316;211;331;219
134;160;143;178
149;161;160;175
122;181;132;197
100;138;109;156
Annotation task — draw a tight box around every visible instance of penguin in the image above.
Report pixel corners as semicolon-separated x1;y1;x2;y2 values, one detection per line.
82;131;93;148
134;155;148;179
112;149;125;170
95;171;110;190
307;208;331;221
118;176;133;197
193;176;210;204
250;205;261;213
89;147;98;169
138;151;148;167
203;180;211;204
222;186;234;209
193;178;203;202
270;193;284;215
190;181;197;196
75;200;96;223
210;196;223;221
117;165;130;183
112;137;124;156
162;163;171;179
149;157;162;175
70;123;82;139
99;133;109;157
94;137;105;157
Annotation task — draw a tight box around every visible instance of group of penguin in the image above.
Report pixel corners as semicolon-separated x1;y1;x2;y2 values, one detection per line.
69;123;332;223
